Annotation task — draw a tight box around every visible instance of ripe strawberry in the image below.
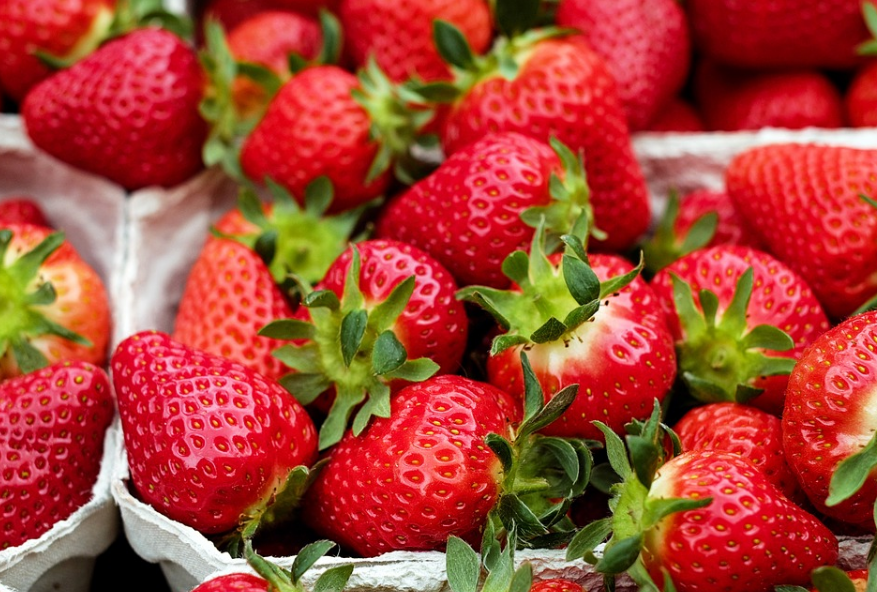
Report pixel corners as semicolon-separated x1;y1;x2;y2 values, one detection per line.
783;310;877;532
0;223;111;380
339;0;493;83
673;402;804;503
686;0;869;69
692;60;845;131
644;98;705;133
672;189;763;250
433;25;651;253
459;222;677;442
110;330;319;540
0;196;51;227
555;0;691;132
22;27;208;191
725;143;877;319
0;360;114;550
846;2;877;127
650;244;830;415
0;0;115;103
530;580;584;592
376;132;590;289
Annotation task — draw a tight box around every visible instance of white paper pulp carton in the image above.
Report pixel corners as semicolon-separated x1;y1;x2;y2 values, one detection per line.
0;115;127;592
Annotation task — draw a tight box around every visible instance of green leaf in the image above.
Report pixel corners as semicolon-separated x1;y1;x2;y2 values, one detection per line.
502;250;531;287
519;385;577;438
678;212;717;255
645;496;712;528
563;301;600;331
303;176;334;216
809;566;859;592
509;563;533;592
352;380;391;436
372;331;407;375
741;324;794;352
628;435;661;490
827;431;877;506
490;334;529;356
433;20;475;70
722;266;754;337
594;422;631;480
12;341;49;374
291;540;337;582
314;565;355;592
445;536;481;592
565;517;613;561
595;534;643;575
259;319;315;340
537;436;581;486
598;253;643;300
496;494;547;539
305;289;342;311
383;357;440;382
369;276;415;333
278;373;332;406
520;351;544;423
563;254;600;305
530;317;567;344
486;433;515;472
340;309;368;367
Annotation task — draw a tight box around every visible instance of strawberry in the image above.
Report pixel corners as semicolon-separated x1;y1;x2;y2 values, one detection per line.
260;239;468;449
431;17;651;253
672;402;804;503
458;221;677;443
0;224;111;380
782;310;877;532
0;0;115;104
672;189;763;251
686;0;869;69
555;0;691;132
0;196;51;228
846;2;877;127
568;401;839;592
22;27;208;191
724;143;877;320
692;60;845;131
375;132;592;289
644;98;705;133
649;244;830;416
301;367;587;556
339;0;493;83
0;360;114;550
530;580;584;592
110;330;319;543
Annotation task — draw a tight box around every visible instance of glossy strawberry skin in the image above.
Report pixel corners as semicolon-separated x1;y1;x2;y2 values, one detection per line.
0;0;115;103
487;253;677;442
319;239;469;376
440;37;651;253
674;189;762;250
725;143;877;320
375;132;562;288
172;237;297;383
783;311;877;531
846;62;877;127
240;65;389;214
650;245;830;415
556;0;691;131
686;0;868;70
530;579;584;592
0;223;111;380
22;27;208;191
301;374;517;557
339;0;492;83
110;331;319;535
645;98;705;133
642;450;838;592
0;196;51;227
191;573;269;592
0;361;114;550
673;402;803;503
693;61;845;131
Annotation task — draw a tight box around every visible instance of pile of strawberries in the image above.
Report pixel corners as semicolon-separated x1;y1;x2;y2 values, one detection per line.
2;0;877;591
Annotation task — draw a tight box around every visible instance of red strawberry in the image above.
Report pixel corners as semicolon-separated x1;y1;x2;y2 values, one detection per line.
650;244;830;415
0;0;115;103
459;222;677;442
110;330;319;539
376;132;587;289
0;360;114;550
692;60;845;131
783;310;877;532
686;0;869;69
673;402;804;503
0;196;51;227
435;28;651;253
530;580;584;592
846;61;877;127
339;0;493;83
673;189;763;250
724;143;877;319
22;27;208;191
555;0;691;132
644;98;705;133
0;223;111;380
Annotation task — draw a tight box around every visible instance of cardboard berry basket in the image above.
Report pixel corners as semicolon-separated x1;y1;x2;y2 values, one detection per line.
110;127;877;592
0;115;127;592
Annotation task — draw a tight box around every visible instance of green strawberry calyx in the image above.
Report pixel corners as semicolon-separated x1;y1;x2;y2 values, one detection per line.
213;176;376;292
776;566;868;592
639;189;718;278
445;527;534;592
564;402;709;592
236;538;354;592
259;247;440;450
0;229;90;375
457;216;643;356
669;267;796;404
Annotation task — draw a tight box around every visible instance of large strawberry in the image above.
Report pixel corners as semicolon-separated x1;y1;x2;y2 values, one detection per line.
0;360;114;550
650;244;830;416
339;0;493;83
22;26;208;191
458;221;677;442
725;143;877;320
429;15;651;252
554;0;691;132
0;223;111;380
260;239;468;449
783;310;877;532
110;330;319;545
375;132;593;289
686;0;869;69
567;409;838;592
